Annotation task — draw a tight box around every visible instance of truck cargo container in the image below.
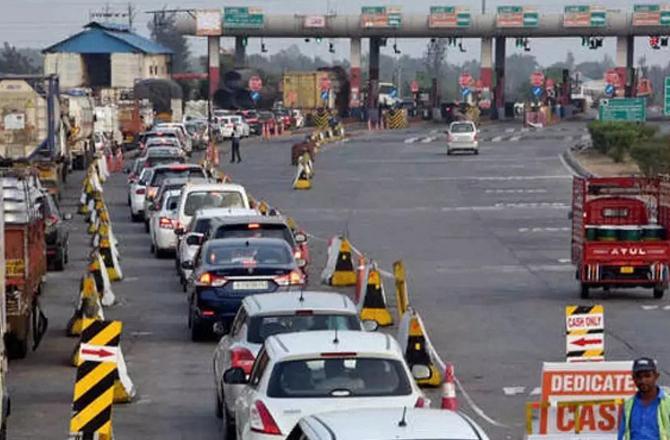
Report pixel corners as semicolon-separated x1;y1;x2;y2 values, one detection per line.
61;90;94;170
283;71;334;111
2;169;48;359
571;176;670;299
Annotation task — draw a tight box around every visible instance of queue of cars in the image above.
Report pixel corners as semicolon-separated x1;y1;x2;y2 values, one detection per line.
124;122;489;440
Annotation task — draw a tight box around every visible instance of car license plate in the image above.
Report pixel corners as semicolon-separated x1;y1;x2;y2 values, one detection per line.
620;266;634;274
232;281;268;291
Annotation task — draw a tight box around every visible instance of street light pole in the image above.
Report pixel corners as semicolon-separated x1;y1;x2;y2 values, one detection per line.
482;0;486;14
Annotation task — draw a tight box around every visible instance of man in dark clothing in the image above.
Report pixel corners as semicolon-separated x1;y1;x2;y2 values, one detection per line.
231;124;242;163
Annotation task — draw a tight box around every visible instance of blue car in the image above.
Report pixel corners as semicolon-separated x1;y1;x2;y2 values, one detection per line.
185;237;305;341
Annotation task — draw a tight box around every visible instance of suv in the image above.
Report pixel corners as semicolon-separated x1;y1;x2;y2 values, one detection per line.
175;182;250;235
223;331;429;440
213;291;377;427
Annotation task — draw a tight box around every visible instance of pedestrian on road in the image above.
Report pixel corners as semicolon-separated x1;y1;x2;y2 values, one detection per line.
231;123;242;163
618;357;670;440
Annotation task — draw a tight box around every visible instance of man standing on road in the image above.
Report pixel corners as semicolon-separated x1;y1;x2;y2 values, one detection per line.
231;123;242;163
618;357;670;440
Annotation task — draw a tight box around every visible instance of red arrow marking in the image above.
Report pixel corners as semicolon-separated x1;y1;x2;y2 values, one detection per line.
573;337;602;347
81;348;114;358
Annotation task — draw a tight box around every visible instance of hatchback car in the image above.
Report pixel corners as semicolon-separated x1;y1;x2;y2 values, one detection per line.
185;238;304;341
223;331;429;440
446;121;479;155
287;408;490;440
149;189;182;258
175;182;250;235
214;291;376;425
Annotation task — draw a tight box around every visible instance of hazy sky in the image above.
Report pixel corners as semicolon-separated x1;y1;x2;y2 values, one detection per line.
2;0;668;67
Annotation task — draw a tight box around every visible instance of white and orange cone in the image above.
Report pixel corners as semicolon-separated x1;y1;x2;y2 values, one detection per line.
441;363;458;411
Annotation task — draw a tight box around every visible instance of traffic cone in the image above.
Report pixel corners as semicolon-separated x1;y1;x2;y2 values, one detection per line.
292;159;312;190
66;275;105;337
441;363;458;410
330;238;356;286
359;263;393;327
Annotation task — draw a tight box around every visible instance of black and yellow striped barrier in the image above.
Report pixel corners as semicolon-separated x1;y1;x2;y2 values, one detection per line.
384;109;409;129
312;110;330;130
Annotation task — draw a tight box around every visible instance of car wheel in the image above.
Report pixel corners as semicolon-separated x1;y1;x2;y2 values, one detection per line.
54;247;66;271
150;243;156;255
474;150;479;155
580;283;590;299
127;195;131;206
131;212;142;223
190;317;206;342
216;388;223;418
653;286;665;299
155;248;166;259
446;150;452;156
222;403;236;440
144;221;150;233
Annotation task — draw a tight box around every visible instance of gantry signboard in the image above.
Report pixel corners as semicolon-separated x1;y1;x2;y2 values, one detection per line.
428;6;471;28
496;6;539;28
564;5;607;27
223;7;264;29
195;10;222;36
633;4;670;26
361;6;402;28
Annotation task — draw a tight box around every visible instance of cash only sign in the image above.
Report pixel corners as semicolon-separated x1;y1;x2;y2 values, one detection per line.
532;361;635;439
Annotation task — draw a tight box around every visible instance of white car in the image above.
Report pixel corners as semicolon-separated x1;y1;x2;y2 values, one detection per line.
175;182;250;238
216;115;250;138
224;331;430;440
288;408;490;440
446;121;479;155
154;123;193;155
149;189;181;257
129;167;151;222
175;207;258;289
213;292;378;427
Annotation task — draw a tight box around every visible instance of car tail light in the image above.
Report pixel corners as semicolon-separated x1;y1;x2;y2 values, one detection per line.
248;223;260;229
201;310;215;317
45;214;58;227
159;217;174;229
321;352;357;357
250;400;281;435
231;347;255;375
295;310;313;316
415;397;427;408
147;188;158;200
474;132;479;141
173;220;183;230
135;187;146;195
196;272;227;287
275;270;303;286
448;134;454;142
293;249;302;260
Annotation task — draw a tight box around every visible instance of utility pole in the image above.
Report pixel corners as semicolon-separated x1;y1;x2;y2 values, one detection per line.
482;0;486;14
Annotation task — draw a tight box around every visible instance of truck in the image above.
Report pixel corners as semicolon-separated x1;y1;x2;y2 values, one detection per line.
2;168;48;359
0;75;67;199
0;183;11;438
571;176;670;299
283;71;335;111
377;82;401;108
60;90;94;170
118;100;154;148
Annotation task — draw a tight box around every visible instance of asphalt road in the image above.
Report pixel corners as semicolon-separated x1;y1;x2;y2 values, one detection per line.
8;119;670;439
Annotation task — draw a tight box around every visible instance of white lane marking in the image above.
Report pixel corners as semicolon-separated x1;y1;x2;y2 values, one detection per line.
421;136;435;143
491;136;503;142
664;305;670;310
521;128;530;133
404;137;419;144
558;153;580;177
505;128;516;133
642;305;659;310
430;129;439;134
485;189;548;194
496;202;568;208
503;386;526;396
530;387;541;395
517;227;571;233
558;258;572;264
509;136;521;142
581;134;591;141
436;264;574;274
455;377;511;428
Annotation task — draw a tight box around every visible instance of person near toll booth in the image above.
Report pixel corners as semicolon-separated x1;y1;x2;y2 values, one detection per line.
618;357;670;440
230;123;242;163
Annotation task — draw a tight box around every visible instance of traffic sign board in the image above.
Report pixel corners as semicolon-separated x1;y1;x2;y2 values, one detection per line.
321;90;329;101
532;86;543;97
459;72;473;87
605;84;615;97
530;71;545;86
429;6;471;28
250;91;261;102
224;7;264;29
565;304;604;363
410;80;419;93
497;6;539;28
599;97;647;122
564;5;607;27
461;87;471;97
633;4;670;26
545;78;555;91
248;75;263;92
319;76;331;92
79;343;118;363
361;6;402;28
605;69;622;87
665;77;670;116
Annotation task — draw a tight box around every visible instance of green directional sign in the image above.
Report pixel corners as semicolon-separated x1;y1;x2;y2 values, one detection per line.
590;11;607;27
665;77;670;116
524;11;539;26
361;6;402;28
498;5;523;14
430;6;455;14
599;97;647;122
497;6;538;28
429;6;471;27
223;7;264;29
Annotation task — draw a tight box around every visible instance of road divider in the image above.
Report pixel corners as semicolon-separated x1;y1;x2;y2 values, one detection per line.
66;275;105;337
358;262;394;327
293;155;313;190
398;309;442;387
321;236;357;286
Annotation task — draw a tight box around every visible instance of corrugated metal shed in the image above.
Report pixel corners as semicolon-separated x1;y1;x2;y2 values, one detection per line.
43;22;172;55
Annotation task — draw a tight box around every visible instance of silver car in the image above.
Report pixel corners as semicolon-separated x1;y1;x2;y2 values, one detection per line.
149;189;181;258
446;121;479;155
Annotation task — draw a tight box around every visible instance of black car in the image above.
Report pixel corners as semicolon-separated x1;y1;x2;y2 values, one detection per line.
184;238;304;341
42;193;71;271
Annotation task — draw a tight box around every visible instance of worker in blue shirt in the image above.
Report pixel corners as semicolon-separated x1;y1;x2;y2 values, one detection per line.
618;357;670;440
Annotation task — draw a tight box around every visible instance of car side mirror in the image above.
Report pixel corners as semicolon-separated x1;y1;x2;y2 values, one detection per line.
411;364;432;381
63;213;73;221
362;320;379;332
223;367;249;385
181;260;194;270
294;232;308;244
186;233;204;246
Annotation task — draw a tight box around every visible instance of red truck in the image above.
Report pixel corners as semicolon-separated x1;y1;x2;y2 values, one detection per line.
3;169;48;358
571;176;670;299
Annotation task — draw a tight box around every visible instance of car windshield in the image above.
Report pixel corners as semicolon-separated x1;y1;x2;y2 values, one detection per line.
206;242;292;266
451;124;474;133
214;224;294;244
139;169;153;185
379;85;395;94
147;148;182;158
267;357;412;398
151;168;206;187
145;157;184;168
184;191;245;216
247;314;360;344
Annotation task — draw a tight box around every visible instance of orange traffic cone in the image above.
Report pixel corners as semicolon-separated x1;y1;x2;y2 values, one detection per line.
441;363;458;410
